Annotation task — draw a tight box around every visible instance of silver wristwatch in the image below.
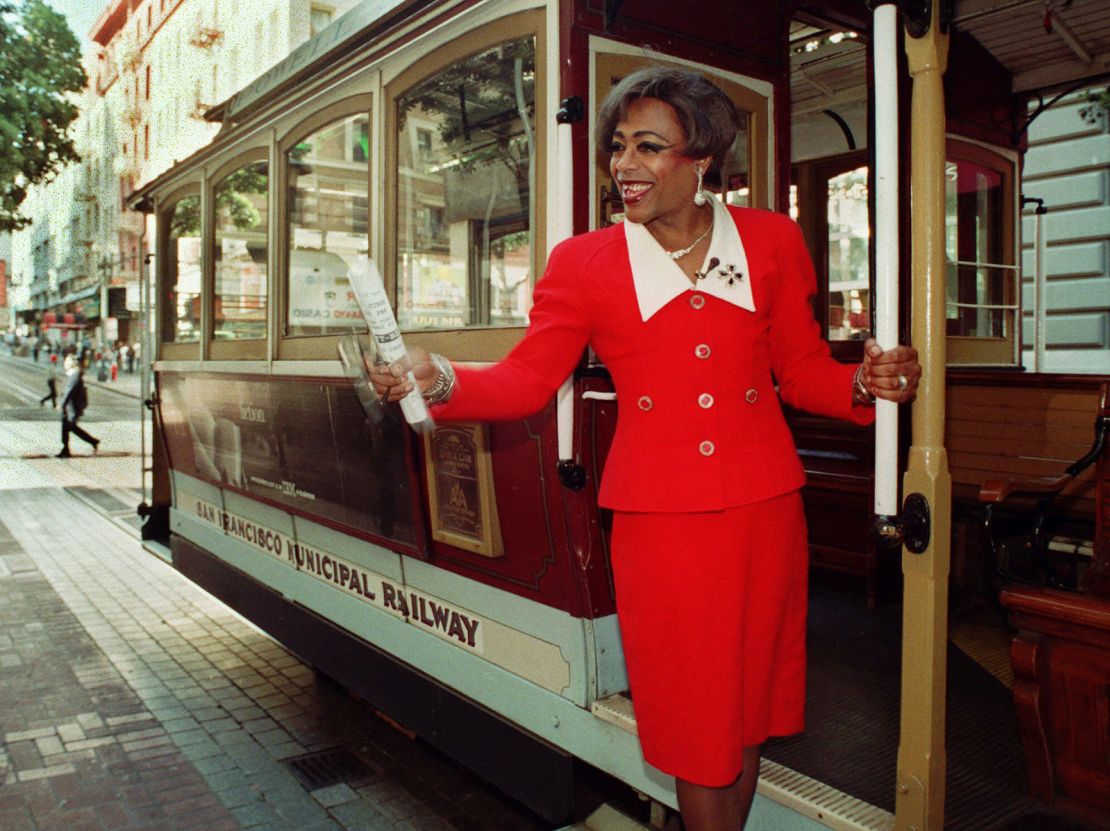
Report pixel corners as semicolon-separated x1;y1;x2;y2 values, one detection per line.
422;353;456;405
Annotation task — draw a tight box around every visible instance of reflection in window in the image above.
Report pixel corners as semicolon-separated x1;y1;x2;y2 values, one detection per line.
213;160;268;340
945;159;1009;338
286;112;370;336
722;110;752;207
396;37;535;330
164;194;202;342
827;165;870;340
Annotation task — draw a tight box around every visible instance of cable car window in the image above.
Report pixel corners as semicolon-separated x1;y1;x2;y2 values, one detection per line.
395;36;535;331
827;165;871;341
722;111;752;208
163;192;202;343
213;159;268;341
945;158;1009;339
285;112;370;337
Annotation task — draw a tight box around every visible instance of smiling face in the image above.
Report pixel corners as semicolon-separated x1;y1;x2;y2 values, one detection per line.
608;97;710;228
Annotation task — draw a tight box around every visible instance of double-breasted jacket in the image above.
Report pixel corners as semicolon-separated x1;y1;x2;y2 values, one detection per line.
434;204;874;513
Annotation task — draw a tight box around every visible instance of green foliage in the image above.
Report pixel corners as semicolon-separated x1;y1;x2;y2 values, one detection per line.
215;162;267;230
0;0;88;232
398;37;535;176
1079;87;1109;128
169;163;268;237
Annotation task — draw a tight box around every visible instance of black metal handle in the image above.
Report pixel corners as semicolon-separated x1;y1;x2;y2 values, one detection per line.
556;96;584;125
557;460;587;491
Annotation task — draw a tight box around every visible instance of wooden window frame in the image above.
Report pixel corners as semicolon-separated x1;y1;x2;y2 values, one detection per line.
384;9;547;363
944;138;1018;367
792;150;870;364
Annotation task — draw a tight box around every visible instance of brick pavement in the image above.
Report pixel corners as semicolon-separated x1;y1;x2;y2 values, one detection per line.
0;431;551;829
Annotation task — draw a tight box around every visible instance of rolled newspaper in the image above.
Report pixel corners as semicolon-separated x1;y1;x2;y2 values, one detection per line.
346;257;434;433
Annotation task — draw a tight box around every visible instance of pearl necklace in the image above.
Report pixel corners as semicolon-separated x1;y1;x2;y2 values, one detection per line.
664;218;713;261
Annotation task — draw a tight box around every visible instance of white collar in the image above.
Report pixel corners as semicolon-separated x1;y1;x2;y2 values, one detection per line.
624;197;756;322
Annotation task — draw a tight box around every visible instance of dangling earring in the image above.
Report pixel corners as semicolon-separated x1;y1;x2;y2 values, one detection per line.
693;166;707;207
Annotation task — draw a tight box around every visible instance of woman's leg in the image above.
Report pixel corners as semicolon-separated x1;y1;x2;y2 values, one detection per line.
676;745;762;831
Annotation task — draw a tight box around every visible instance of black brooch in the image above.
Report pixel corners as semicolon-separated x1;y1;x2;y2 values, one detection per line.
695;257;744;287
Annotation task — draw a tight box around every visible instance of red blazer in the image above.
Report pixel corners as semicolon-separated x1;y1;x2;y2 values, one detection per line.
434;206;874;513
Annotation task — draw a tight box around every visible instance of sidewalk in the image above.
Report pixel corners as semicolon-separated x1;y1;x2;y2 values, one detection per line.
0;413;547;830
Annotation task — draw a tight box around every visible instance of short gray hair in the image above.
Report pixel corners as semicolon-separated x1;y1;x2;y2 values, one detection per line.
595;66;740;189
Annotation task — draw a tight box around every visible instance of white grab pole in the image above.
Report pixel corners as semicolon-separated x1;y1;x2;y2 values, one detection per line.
1033;209;1047;372
554;120;576;462
873;3;900;518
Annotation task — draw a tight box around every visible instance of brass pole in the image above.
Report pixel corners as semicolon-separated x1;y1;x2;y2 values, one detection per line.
897;5;951;831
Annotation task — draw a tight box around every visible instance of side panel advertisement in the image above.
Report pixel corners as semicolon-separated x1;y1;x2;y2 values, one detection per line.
159;372;417;548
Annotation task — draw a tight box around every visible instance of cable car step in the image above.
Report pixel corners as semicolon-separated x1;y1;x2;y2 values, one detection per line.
591;692;637;735
555;803;654;831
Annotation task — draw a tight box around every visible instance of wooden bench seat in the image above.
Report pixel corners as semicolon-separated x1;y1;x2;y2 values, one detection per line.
996;382;1109;824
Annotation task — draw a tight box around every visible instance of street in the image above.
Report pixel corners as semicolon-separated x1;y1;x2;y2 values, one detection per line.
0;351;558;831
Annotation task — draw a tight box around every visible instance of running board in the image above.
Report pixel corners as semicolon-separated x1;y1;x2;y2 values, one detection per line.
591;694;895;831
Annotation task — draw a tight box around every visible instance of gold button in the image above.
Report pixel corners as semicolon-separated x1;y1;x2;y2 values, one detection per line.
698;393;714;409
745;388;759;403
695;343;711;359
689;294;706;310
699;440;715;456
638;395;653;411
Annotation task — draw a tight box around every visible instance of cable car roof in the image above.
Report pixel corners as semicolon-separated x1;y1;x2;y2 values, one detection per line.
953;0;1110;94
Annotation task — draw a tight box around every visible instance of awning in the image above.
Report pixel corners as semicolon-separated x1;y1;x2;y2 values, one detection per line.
41;312;85;330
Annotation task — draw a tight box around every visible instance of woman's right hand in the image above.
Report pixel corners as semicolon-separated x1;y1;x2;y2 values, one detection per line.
366;345;441;403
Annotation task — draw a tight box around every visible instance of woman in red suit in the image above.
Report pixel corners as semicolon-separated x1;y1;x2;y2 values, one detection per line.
373;67;921;830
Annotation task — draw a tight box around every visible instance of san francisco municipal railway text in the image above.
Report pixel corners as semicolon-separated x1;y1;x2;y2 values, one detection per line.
191;498;483;651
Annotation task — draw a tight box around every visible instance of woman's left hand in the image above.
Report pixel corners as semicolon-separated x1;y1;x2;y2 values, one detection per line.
862;337;921;403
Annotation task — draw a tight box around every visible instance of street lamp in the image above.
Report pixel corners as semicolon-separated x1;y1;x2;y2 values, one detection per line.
98;255;113;349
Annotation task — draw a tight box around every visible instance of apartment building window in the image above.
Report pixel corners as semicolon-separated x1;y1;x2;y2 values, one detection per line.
144;124;150;160
145;65;151;99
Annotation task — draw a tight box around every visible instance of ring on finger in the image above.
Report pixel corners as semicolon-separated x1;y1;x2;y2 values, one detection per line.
897;374;908;391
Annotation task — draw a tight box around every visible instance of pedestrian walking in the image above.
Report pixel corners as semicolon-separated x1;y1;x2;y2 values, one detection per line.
39;361;58;408
56;354;99;457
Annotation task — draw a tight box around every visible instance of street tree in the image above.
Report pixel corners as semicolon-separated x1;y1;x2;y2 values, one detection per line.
0;0;87;232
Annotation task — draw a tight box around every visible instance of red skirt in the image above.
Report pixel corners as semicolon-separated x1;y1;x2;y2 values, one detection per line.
610;490;809;786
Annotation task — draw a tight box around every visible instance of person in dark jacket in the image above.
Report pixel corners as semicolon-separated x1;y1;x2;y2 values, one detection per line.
39;360;58;408
57;354;99;457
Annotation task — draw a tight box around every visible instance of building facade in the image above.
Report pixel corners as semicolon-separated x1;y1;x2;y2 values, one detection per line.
1021;86;1110;374
8;0;357;350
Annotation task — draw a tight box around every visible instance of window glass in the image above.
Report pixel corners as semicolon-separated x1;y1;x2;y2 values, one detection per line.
396;37;535;330
164;193;201;342
722;110;752;208
286;112;370;336
213;159;268;340
945;159;1008;338
826;165;870;340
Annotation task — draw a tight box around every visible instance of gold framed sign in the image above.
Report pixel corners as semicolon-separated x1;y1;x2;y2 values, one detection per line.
424;423;504;558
